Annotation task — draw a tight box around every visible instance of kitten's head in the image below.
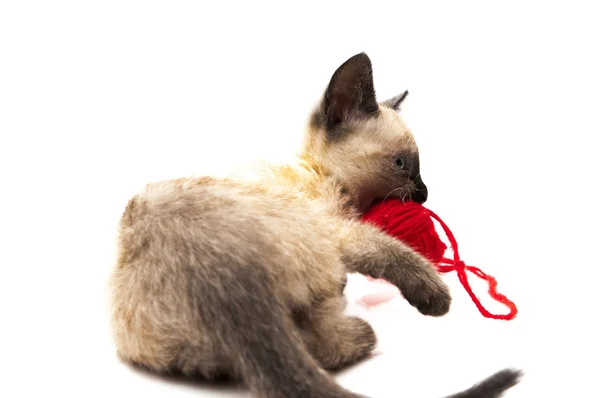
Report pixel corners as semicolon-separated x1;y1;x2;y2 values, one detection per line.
304;53;428;212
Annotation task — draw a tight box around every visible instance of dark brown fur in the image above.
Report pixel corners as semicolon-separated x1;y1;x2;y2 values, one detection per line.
110;53;522;397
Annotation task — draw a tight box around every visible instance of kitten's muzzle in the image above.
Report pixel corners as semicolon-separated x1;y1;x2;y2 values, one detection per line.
412;175;428;204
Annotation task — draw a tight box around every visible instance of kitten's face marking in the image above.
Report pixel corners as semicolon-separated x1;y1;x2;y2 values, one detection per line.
305;53;428;212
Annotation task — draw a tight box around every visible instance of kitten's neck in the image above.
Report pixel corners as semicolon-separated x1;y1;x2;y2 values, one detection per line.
280;152;360;219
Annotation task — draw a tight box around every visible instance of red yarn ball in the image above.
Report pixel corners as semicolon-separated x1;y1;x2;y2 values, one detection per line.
361;199;518;321
363;200;447;264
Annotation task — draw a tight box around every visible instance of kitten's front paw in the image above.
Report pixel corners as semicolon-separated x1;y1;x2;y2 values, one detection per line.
400;261;451;316
404;279;451;316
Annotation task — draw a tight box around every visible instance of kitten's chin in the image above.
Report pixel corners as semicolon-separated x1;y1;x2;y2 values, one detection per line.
364;196;403;212
356;190;398;213
357;196;379;213
371;198;384;207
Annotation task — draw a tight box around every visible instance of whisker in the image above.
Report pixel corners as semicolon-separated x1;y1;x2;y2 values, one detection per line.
383;187;403;201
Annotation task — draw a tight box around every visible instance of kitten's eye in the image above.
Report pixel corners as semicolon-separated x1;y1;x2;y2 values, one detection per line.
394;155;406;169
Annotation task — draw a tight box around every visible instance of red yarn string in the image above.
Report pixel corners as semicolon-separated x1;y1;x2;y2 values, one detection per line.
424;208;518;320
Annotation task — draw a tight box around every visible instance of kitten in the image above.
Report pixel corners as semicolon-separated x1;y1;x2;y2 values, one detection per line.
110;53;522;397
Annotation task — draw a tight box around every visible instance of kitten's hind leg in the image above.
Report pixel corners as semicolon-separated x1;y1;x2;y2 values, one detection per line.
295;295;377;371
129;345;236;382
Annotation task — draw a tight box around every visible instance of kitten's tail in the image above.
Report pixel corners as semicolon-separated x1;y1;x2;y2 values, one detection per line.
196;262;521;398
445;368;523;398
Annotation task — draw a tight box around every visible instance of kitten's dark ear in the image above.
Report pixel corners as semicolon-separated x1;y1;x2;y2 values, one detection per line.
322;53;379;130
381;90;409;111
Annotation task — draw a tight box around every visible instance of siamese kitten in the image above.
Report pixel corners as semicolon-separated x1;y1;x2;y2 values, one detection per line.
110;53;522;397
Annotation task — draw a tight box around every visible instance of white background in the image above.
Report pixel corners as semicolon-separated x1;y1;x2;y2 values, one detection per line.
1;1;599;397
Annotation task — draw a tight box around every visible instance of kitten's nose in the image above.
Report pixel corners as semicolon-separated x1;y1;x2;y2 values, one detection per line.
413;176;428;204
